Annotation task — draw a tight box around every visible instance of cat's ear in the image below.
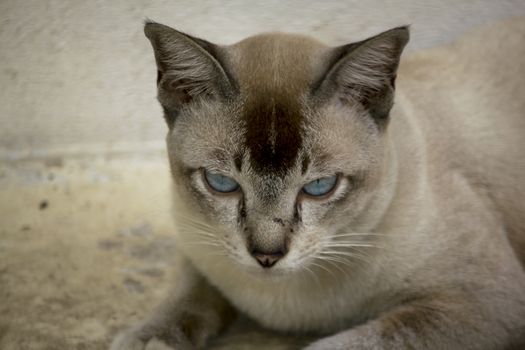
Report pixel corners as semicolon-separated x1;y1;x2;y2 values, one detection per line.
317;26;409;128
144;21;235;127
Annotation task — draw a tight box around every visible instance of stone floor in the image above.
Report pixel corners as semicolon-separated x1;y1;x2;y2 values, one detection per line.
0;155;314;349
0;156;168;349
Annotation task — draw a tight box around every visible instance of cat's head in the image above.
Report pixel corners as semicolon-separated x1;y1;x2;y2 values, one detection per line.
144;22;408;276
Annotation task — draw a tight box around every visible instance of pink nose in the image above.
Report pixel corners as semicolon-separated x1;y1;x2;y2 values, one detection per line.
251;250;285;268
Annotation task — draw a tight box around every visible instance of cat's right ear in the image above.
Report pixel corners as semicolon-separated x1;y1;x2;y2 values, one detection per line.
144;21;235;128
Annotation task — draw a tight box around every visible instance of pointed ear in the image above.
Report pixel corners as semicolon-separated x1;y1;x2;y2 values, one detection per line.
317;26;409;128
144;21;235;127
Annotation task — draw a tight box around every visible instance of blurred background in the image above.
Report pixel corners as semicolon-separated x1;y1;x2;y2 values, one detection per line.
1;0;525;159
0;1;524;349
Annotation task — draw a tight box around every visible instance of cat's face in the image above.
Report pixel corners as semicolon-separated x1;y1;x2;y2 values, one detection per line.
145;23;408;275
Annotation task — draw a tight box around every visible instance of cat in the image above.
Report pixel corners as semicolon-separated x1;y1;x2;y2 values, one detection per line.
111;18;525;350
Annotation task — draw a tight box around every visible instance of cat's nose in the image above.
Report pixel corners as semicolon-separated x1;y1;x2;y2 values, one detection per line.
250;249;285;268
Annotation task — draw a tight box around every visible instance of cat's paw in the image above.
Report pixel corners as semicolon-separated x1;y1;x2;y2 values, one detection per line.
302;336;351;350
110;327;148;350
110;334;174;350
110;328;177;350
144;338;179;350
110;325;195;350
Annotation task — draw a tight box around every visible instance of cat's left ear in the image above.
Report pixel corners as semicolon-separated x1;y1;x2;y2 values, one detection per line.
316;26;409;128
144;21;235;128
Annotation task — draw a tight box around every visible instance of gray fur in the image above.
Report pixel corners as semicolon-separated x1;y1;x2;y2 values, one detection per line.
111;18;525;350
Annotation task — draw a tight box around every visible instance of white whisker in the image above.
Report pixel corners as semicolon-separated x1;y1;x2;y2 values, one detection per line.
322;243;380;248
185;240;222;247
320;249;371;265
328;232;387;238
309;261;336;279
302;265;322;289
313;255;350;278
316;253;355;268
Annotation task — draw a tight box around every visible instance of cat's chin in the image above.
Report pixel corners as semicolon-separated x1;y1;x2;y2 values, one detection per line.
239;263;297;280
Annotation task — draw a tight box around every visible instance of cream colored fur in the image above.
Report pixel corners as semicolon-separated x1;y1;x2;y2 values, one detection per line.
111;18;525;350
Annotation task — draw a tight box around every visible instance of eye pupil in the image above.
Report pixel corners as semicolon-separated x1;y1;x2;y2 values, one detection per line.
302;175;338;197
204;171;240;193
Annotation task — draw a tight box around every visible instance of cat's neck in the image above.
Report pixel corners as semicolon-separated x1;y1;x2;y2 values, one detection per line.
375;89;432;234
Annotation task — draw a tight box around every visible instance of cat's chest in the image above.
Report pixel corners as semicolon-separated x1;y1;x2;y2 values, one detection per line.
204;266;372;333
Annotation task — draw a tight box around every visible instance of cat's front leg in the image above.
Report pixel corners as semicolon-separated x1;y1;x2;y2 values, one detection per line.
303;290;523;350
110;258;235;350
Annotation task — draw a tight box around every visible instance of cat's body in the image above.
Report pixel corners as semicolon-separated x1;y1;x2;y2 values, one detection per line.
111;18;525;350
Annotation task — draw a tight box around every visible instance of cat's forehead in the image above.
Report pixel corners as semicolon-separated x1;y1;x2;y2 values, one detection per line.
228;32;328;94
225;33;329;175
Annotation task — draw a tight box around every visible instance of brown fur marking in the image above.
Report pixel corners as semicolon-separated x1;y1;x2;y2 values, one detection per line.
230;33;326;174
243;91;304;173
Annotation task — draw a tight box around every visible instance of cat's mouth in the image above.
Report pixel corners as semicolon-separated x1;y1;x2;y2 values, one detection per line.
244;262;293;279
227;248;294;277
249;249;287;269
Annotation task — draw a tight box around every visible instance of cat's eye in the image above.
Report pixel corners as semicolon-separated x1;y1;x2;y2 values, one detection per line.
302;175;338;197
204;170;240;193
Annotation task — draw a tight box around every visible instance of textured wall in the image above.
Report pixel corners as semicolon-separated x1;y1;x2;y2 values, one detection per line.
1;0;524;159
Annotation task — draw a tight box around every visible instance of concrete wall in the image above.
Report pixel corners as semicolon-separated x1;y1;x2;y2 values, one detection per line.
1;0;524;159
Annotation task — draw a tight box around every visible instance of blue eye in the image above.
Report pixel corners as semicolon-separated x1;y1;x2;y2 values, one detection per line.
204;171;240;193
302;175;338;197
